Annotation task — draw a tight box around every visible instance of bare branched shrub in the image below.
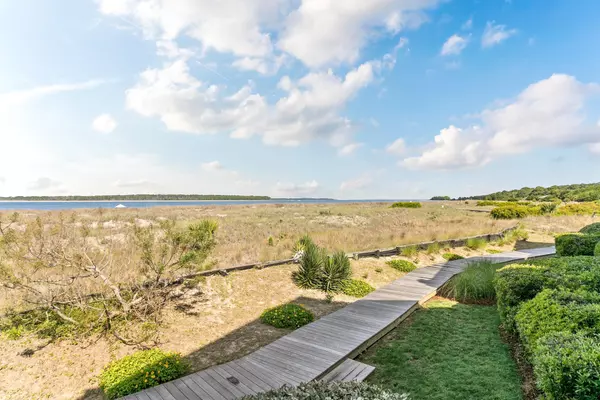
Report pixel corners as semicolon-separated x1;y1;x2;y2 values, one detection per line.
0;213;217;347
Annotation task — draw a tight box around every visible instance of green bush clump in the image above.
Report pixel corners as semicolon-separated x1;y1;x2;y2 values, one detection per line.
260;304;314;329
596;242;600;256
466;237;487;250
490;205;531;219
390;202;422;209
99;349;188;399
555;202;600;216
515;289;600;354
244;381;409;400
439;261;498;304
494;257;600;331
342;279;375;298
580;222;600;235
533;332;600;400
442;253;464;261
555;233;600;256
386;259;417;273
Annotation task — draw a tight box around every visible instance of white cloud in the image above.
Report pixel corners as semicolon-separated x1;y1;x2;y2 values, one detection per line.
274;180;319;197
28;177;62;191
202;161;224;171
590;143;600;154
386;138;406;155
401;74;600;170
441;34;468;56
232;55;287;75
126;56;391;148
92;113;118;133
0;80;106;107
114;179;151;188
338;143;364;156
340;174;373;191
482;21;517;48
278;0;439;67
462;17;473;30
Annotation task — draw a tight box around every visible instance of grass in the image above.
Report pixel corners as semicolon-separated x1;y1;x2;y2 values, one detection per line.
438;261;498;304
361;299;522;400
466;237;487;250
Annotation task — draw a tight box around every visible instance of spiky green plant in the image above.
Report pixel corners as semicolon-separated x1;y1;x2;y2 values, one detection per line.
320;251;351;294
292;240;326;289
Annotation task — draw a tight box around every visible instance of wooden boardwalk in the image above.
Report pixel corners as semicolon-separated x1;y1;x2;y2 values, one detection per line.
123;247;555;400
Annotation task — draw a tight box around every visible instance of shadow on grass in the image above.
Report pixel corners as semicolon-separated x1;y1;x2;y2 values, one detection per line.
513;240;553;251
75;296;349;400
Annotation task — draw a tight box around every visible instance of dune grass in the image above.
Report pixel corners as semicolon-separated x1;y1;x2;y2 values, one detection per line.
361;299;522;400
438;260;499;304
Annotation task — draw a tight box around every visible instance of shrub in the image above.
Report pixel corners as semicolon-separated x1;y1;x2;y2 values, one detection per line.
596;242;600;256
292;239;326;289
244;381;409;400
99;349;188;399
390;202;421;209
400;245;417;257
3;325;23;340
515;289;600;354
342;279;375;298
540;203;558;215
442;253;464;261
386;259;417;273
490;205;530;219
260;304;314;329
466;237;487;250
556;202;600;216
439;261;498;304
320;251;352;295
555;233;600;256
580;222;600;235
494;257;600;331
267;236;274;246
494;264;549;331
533;332;600;400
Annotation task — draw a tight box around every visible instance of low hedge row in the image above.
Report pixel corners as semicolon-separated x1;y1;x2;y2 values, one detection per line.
494;256;600;399
555;233;600;256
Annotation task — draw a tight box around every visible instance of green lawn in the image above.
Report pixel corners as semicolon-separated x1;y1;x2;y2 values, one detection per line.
360;299;522;400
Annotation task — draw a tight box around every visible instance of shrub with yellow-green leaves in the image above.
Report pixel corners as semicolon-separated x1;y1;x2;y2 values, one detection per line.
99;349;188;399
260;304;314;329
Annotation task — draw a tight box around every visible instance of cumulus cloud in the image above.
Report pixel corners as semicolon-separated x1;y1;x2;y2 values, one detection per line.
338;143;363;156
401;74;600;170
92;113;118;133
201;161;224;171
441;34;468;56
482;21;517;48
274;180;319;197
278;0;439;67
126;56;391;148
386;138;406;155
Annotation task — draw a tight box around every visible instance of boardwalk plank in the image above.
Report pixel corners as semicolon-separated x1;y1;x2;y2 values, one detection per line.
188;373;228;400
211;365;256;397
163;382;189;400
220;363;268;393
180;376;215;400
144;388;166;400
232;359;286;389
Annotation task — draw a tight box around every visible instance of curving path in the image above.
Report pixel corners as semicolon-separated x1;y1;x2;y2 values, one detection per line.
122;246;555;400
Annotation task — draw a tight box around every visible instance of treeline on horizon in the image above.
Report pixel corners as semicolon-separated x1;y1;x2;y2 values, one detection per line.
0;194;272;201
456;182;600;202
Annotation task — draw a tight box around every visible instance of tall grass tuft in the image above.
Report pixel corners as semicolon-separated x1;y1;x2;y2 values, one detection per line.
426;242;440;255
401;246;418;258
466;237;487;250
439;260;499;304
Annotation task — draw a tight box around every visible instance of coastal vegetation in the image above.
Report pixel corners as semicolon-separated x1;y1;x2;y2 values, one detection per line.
390;201;422;208
430;196;451;200
461;181;600;202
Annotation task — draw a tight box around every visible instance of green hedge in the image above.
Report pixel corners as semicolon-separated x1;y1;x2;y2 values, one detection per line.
244;381;409;400
533;332;600;400
390;202;421;209
260;304;314;329
342;279;375;298
494;257;600;331
596;242;600;256
490;205;531;219
515;289;600;354
555;233;600;256
99;349;188;399
580;222;600;235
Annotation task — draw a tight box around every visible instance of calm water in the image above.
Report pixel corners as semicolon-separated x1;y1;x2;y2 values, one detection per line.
0;199;406;211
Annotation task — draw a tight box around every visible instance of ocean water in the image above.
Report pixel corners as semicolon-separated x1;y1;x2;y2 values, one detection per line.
0;199;404;211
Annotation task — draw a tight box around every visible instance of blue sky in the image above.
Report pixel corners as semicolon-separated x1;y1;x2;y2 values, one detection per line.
0;0;599;199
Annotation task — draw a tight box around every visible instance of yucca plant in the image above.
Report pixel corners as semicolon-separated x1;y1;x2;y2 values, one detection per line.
292;239;326;289
320;251;352;295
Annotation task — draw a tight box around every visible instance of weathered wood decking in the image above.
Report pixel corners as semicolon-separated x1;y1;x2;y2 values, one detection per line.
123;247;555;400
